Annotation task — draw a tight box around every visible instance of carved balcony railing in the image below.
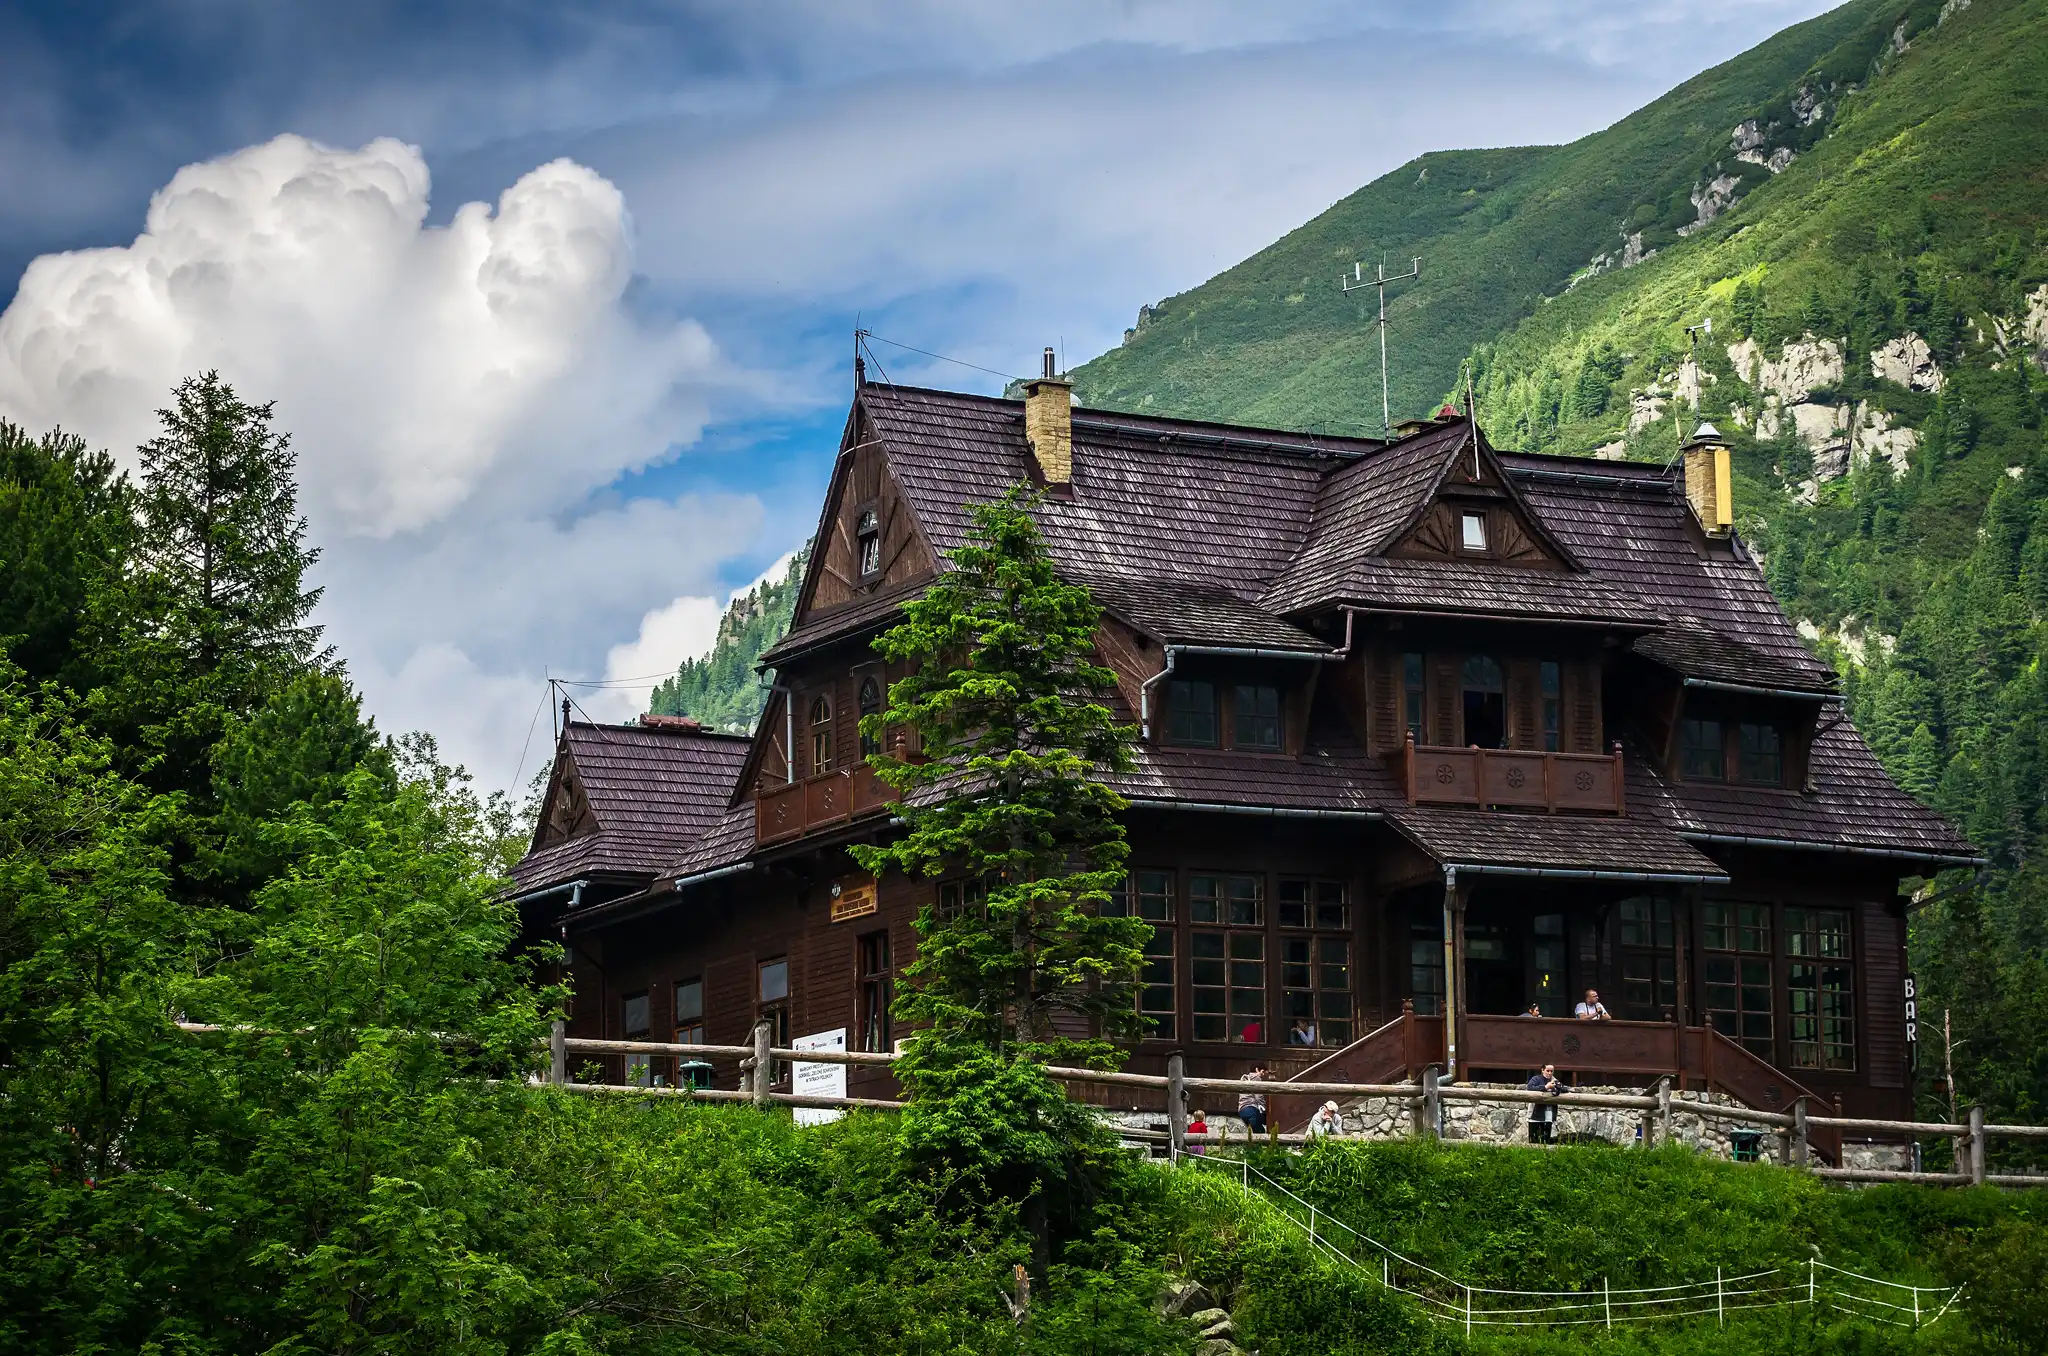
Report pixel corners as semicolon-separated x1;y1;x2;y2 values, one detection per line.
755;765;894;846
1393;735;1625;815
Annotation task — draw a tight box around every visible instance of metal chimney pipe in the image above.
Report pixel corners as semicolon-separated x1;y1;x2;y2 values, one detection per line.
1042;346;1056;379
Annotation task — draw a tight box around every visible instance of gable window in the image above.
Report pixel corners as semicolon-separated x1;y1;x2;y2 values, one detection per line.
1540;661;1562;752
1461;655;1506;750
1166;679;1219;747
1402;652;1425;743
1680;718;1724;780
1737;722;1782;784
1460;511;1488;552
858;677;882;758
856;508;881;577
810;695;833;775
857;931;892;1053
1233;684;1283;751
674;978;704;1045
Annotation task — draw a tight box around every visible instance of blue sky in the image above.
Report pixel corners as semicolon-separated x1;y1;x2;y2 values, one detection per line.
0;0;1837;787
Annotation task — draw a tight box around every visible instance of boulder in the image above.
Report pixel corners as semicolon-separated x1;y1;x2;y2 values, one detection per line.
1193;1341;1243;1356
1870;333;1944;392
1155;1279;1213;1319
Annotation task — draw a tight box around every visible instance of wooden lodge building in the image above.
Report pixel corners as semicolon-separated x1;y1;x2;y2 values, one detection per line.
513;357;1979;1137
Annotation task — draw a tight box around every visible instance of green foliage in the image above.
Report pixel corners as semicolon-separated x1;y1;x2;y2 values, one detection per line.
647;549;807;733
0;421;131;689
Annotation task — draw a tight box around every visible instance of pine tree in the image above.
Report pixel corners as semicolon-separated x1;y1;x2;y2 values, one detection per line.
0;422;132;691
851;485;1148;1056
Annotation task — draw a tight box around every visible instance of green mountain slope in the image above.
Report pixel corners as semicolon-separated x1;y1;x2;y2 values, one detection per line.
647;549;806;733
1070;0;1943;435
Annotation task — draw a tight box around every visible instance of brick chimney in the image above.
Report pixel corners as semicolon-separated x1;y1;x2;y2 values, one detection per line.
1023;346;1073;485
1682;422;1733;536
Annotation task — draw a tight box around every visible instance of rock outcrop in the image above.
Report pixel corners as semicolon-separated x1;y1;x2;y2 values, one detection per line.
1678;172;1744;235
1849;402;1918;475
1755;335;1844;401
2021;284;2048;373
1870;332;1944;391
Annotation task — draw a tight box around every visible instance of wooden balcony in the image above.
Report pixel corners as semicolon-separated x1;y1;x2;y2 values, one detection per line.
755;766;894;846
1393;736;1625;814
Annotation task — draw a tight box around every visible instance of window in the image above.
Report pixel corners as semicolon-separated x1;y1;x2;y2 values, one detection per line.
1617;898;1676;1021
1680;718;1724;780
1281;936;1353;1047
936;876;988;922
858;932;892;1054
1234;684;1283;751
1402;652;1425;743
1166;680;1218;746
674;978;704;1045
1278;878;1347;930
810;694;833;775
858;676;882;758
1540;661;1562;752
1787;907;1855;1071
1702;902;1773;1057
1530;913;1567;1016
1737;722;1782;784
1192;932;1265;1043
856;508;881;576
1139;927;1176;1040
1410;915;1445;1017
1191;873;1261;926
1461;655;1506;750
1108;869;1174;922
623;991;651;1086
1460;511;1488;552
758;959;791;1085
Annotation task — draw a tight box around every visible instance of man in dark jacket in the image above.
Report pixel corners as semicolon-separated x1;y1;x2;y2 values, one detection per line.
1527;1064;1561;1144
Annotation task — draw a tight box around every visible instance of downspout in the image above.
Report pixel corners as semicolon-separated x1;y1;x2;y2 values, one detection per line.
1441;865;1460;1083
508;877;591;909
1136;608;1357;742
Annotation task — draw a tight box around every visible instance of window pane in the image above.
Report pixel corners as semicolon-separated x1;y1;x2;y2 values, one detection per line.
623;991;649;1036
1191;875;1220;924
1738;722;1782;784
1226;876;1262;927
675;979;704;1023
1278;879;1308;929
1234;685;1283;750
1139;927;1175;1040
1167;680;1218;746
1681;718;1724;780
1540;660;1561;752
759;959;789;1002
1461;511;1487;551
1461;655;1503;691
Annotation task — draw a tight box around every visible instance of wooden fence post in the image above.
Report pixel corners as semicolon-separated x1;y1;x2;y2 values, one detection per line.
1969;1105;1986;1185
1167;1052;1187;1162
753;1020;774;1109
1656;1075;1673;1147
549;1019;567;1086
1422;1066;1442;1141
1792;1098;1810;1169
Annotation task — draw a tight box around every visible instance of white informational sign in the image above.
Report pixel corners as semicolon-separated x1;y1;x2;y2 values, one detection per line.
791;1027;848;1127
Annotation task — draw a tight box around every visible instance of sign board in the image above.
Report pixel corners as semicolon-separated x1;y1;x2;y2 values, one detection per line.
791;1027;847;1127
830;878;878;924
1903;974;1918;1070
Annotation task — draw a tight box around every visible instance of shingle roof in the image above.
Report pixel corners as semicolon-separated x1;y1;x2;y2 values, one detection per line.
511;722;750;892
1387;806;1728;879
759;577;922;668
1084;574;1329;651
1632;616;1838;694
1263;556;1664;626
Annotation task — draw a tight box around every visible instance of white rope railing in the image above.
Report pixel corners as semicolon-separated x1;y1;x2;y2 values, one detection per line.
1180;1152;1964;1331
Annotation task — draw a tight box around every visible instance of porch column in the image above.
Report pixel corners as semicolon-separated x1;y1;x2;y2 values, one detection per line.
1675;887;1696;1028
1442;867;1465;1081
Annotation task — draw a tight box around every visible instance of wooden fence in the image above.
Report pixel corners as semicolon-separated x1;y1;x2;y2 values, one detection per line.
540;1021;2048;1190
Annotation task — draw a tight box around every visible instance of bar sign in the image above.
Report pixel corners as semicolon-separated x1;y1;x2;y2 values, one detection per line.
1903;974;1917;1043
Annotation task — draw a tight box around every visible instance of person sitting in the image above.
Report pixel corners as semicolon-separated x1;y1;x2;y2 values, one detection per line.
1307;1100;1344;1139
1288;1017;1317;1047
1527;1064;1562;1144
1237;1065;1269;1136
1575;989;1612;1021
1521;1001;1544;1018
1239;1019;1263;1045
1186;1109;1208;1155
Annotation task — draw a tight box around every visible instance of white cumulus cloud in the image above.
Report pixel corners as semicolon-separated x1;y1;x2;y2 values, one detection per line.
0;134;769;788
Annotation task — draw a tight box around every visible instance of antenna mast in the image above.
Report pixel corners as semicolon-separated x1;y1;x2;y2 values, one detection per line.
1342;253;1421;433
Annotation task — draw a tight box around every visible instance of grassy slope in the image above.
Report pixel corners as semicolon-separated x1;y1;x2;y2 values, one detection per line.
1068;0;1923;435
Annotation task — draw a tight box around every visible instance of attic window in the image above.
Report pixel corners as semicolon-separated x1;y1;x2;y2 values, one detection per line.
856;509;881;577
1460;511;1488;552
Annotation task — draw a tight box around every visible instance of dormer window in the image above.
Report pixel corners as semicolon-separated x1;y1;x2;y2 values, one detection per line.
1166;680;1219;747
1460;511;1488;552
1234;684;1283;751
856;509;881;577
1738;722;1783;784
1680;717;1724;780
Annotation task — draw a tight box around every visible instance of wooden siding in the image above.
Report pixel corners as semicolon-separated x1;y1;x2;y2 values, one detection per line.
809;438;934;613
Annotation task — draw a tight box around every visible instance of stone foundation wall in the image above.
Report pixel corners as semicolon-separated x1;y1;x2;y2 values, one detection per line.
1102;1084;1911;1171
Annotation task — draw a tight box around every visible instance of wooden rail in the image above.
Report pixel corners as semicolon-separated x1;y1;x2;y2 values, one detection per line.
1394;735;1625;814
